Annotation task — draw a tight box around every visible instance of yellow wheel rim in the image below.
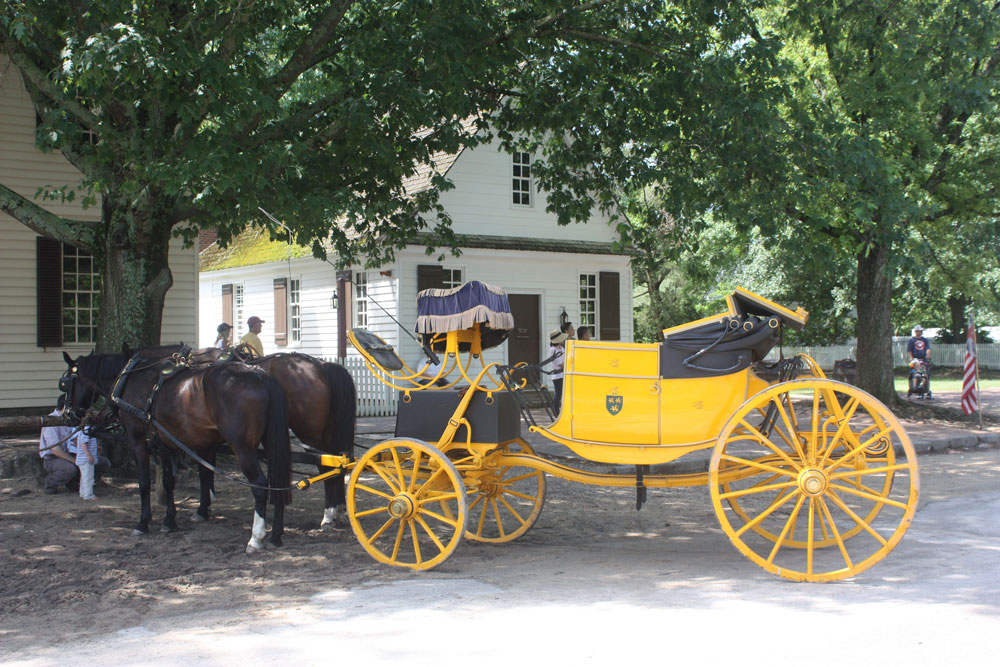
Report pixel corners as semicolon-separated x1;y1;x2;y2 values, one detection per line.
710;379;919;582
464;440;546;543
347;439;467;571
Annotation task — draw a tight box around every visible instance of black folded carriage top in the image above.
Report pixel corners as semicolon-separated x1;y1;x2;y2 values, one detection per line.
659;287;808;380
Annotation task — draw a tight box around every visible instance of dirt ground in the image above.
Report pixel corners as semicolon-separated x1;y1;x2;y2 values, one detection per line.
2;431;998;658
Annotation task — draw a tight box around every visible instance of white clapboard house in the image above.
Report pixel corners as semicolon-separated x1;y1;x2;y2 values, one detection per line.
199;135;633;413
0;56;199;411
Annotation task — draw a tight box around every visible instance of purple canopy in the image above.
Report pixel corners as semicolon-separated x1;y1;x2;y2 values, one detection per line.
415;281;513;351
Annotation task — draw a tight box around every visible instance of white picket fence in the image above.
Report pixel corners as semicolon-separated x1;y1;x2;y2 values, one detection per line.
323;355;398;417
763;342;1000;370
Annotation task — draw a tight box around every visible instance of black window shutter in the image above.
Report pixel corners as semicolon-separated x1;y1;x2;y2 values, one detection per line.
417;264;445;292
36;237;62;347
599;271;621;341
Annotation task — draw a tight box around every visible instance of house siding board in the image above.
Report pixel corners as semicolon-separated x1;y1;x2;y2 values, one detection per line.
1;55;198;409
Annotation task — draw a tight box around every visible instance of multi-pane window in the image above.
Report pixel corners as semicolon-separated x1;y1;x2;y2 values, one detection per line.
354;271;368;328
512;152;532;206
290;278;301;343
61;245;101;344
234;284;245;337
442;268;463;289
579;273;597;337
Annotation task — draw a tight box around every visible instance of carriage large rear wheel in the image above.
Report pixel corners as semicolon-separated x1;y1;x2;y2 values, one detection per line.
347;439;467;570
464;439;546;543
709;379;919;582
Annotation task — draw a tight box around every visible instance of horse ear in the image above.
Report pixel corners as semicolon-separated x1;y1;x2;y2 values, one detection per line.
63;351;74;365
121;343;131;357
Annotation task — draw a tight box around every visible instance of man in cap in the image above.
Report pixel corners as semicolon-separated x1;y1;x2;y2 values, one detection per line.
906;324;932;399
240;316;265;358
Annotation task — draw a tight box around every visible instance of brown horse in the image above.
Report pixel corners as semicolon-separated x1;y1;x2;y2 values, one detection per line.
137;347;357;528
62;351;292;552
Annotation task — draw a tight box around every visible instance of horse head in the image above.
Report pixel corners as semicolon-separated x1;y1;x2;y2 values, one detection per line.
59;350;129;419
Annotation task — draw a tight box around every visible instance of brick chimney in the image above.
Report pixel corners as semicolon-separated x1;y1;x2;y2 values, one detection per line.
198;228;218;252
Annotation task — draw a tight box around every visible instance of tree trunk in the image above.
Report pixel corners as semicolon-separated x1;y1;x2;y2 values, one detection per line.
855;242;896;404
95;200;174;353
946;294;969;343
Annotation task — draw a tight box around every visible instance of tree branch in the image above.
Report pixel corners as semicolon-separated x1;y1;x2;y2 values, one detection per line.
0;182;99;250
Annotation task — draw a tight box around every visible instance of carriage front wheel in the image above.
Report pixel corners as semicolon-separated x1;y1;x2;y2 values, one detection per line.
347;438;468;570
709;379;919;582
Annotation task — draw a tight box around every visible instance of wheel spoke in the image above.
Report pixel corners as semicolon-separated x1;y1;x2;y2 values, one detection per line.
827;462;912;480
414;514;447;553
766;494;807;564
490;499;506;538
409;520;423;565
828;483;910;510
367;516;397;544
807;498;816;574
718;478;797;501
809;388;822;464
367;463;400;495
720;454;799;479
389;447;406;489
827;426;895;474
504;488;542;502
772;396;808;462
818;396;862;463
733;488;799;537
825;489;889;546
391;520;405;561
818;496;853;570
503;471;538;484
737;420;803;470
408;450;423;492
354;482;395;502
498;495;526;526
354;506;390;519
475;498;489;536
417;506;462;528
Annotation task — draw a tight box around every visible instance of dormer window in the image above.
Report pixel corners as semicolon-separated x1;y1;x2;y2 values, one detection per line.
512;152;533;207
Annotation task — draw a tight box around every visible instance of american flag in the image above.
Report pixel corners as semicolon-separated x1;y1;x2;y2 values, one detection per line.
961;315;978;416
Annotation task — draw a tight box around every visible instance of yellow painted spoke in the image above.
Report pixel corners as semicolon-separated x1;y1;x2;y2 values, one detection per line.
417;506;461;528
475;499;488;535
503;471;538;484
818;396;862;464
468;494;484;512
491;499;506;538
827;425;895;473
719;478;797;501
826;490;889;546
828;483;910;510
767;495;806;564
734;488;799;537
389;447;406;488
818;497;852;570
368;516;397;543
391;520;405;560
503;489;541;502
720;454;799;479
367;464;400;495
355;506;390;519
414;466;448;498
354;482;394;502
409;520;423;564
772;396;808;462
408;450;423;492
414;514;447;553
738;420;802;470
498;495;526;525
809;388;821;464
420;489;460;504
807;498;816;574
827;463;911;480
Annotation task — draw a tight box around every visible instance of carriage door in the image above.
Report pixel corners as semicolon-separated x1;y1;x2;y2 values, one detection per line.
507;294;540;365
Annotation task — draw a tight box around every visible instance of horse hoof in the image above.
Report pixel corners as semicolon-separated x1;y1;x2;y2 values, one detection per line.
245;542;264;555
161;525;177;534
191;512;208;523
269;536;284;548
132;528;147;537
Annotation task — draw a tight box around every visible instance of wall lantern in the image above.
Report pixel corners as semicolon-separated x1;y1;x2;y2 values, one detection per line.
331;292;339;310
560;307;569;327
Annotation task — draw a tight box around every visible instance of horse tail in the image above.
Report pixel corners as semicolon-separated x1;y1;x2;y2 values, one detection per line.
262;373;292;506
322;362;357;456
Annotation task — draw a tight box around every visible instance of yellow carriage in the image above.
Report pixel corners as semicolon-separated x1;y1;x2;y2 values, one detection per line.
305;282;919;582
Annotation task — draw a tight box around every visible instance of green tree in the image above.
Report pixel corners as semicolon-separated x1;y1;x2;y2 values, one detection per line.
2;0;778;351
771;0;1000;402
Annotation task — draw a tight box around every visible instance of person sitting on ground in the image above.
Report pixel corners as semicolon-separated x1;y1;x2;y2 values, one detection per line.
214;322;233;349
239;316;265;357
39;398;110;494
